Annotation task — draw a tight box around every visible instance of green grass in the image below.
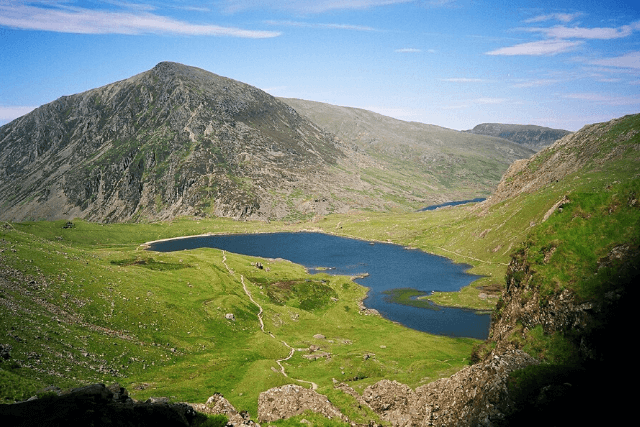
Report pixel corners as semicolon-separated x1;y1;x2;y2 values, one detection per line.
511;178;640;301
0;218;476;419
2;114;638;424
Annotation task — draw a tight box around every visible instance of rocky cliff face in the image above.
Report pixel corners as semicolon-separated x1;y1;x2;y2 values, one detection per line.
0;62;352;222
465;123;571;151
477;114;640;211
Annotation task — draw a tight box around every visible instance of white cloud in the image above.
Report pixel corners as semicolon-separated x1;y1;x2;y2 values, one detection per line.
264;20;376;31
523;21;640;40
0;1;280;38
489;17;640;59
395;48;421;53
441;78;484;82
443;98;508;110
591;51;640;70
486;39;583;56
597;78;622;83
524;13;582;24
0;105;37;121
475;97;507;104
221;0;413;14
563;93;640;106
512;79;560;88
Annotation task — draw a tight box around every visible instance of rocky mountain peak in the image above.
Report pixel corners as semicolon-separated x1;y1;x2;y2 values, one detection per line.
0;62;538;223
0;62;344;222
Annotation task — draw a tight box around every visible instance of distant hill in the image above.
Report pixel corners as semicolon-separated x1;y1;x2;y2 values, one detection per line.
280;98;534;206
464;123;571;151
0;62;534;223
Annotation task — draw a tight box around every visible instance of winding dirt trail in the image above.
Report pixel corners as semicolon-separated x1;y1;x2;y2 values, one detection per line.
221;251;318;390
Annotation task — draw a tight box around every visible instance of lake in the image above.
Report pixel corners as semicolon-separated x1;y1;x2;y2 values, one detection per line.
420;197;486;211
148;232;491;339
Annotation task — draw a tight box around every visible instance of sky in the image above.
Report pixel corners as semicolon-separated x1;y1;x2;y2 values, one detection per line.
1;1;640;131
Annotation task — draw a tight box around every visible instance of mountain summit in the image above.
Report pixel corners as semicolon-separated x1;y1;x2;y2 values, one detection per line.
0;62;347;222
0;62;534;223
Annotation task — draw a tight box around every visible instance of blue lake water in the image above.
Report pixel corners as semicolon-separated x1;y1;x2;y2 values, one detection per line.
148;232;491;339
420;198;486;211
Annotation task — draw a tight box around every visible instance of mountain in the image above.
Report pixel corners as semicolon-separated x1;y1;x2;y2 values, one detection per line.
0;66;534;223
0;62;354;223
0;114;638;425
464;123;571;151
281;98;535;204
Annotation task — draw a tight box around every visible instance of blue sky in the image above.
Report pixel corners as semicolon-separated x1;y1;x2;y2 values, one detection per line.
1;1;639;131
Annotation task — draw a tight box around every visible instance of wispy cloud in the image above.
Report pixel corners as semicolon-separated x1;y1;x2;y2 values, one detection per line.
441;78;484;82
0;1;280;38
487;16;640;57
0;105;37;121
264;20;376;31
486;39;584;56
395;48;421;53
175;6;211;13
443;97;508;110
591;51;640;70
524;13;583;24
221;0;413;14
512;79;560;88
562;92;640;106
522;21;640;40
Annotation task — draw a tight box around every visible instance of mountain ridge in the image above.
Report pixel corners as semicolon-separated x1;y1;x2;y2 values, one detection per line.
0;112;638;426
0;62;535;223
0;62;350;222
464;122;571;151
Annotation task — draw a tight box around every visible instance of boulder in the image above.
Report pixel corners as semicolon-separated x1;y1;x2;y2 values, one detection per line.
258;384;347;422
190;393;260;427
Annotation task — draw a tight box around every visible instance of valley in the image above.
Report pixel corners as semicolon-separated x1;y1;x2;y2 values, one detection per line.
1;62;639;426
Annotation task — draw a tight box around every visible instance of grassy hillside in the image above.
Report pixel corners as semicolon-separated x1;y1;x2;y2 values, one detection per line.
2;114;638;425
281;98;534;208
0;218;476;423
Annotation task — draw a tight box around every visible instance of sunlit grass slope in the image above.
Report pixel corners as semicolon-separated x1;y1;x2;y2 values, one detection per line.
2;114;638;426
0;218;475;423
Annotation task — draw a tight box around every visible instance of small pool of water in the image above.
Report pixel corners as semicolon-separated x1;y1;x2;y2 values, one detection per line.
148;232;491;339
420;197;486;211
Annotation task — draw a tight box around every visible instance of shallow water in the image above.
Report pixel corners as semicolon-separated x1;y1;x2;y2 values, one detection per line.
419;197;486;211
149;232;491;339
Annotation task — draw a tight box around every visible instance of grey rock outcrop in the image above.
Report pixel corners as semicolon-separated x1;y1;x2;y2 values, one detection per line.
360;351;537;426
0;62;347;223
257;384;347;422
190;393;260;427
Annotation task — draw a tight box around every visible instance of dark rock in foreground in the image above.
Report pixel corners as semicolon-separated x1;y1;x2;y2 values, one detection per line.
0;383;200;427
